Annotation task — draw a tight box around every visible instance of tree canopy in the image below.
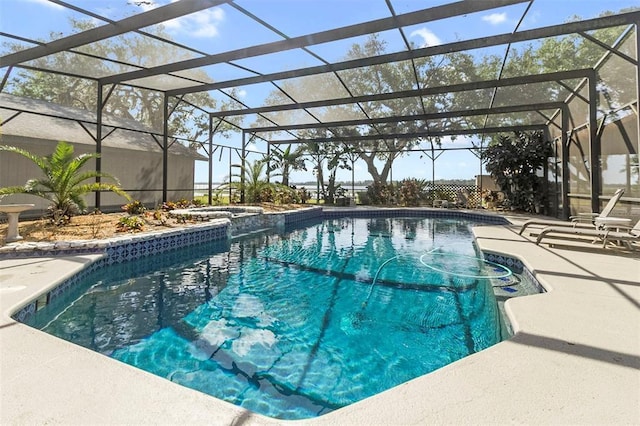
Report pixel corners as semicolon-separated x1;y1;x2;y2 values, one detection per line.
3;9;633;189
253;10;629;187
484;130;553;212
3;18;241;146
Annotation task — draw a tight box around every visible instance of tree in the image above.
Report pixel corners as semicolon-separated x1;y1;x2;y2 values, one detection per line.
339;35;496;184
3;18;241;147
338;35;431;184
339;143;361;198
299;137;349;204
228;159;272;204
303;140;328;204
218;158;299;204
323;143;348;204
494;11;634;120
256;34;495;186
267;145;306;187
0;141;130;223
483;130;553;213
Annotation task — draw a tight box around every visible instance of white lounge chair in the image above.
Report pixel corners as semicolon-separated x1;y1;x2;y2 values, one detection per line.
535;218;640;249
519;188;625;235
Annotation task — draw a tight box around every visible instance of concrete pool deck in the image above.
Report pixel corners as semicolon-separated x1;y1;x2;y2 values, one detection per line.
1;212;639;425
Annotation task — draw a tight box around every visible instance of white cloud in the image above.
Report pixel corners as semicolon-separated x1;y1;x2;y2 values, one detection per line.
410;27;442;48
26;0;64;10
527;11;541;24
163;7;225;38
125;0;162;13
128;0;223;38
237;89;247;98
482;12;508;25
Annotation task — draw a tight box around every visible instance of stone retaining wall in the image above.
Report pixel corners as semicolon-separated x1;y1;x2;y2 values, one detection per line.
0;206;324;259
0;219;231;261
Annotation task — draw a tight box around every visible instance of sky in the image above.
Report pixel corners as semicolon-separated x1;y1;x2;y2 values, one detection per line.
1;0;637;184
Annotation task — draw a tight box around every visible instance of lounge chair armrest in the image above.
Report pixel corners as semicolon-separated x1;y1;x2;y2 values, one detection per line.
570;213;598;223
603;223;633;232
519;219;593;235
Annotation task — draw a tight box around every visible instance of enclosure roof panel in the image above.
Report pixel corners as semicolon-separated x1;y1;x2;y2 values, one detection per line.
0;94;202;158
0;0;638;143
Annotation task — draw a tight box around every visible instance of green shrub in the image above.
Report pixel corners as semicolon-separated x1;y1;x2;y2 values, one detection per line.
174;214;194;224
149;209;168;225
356;191;369;205
122;200;146;215
161;201;177;211
175;199;191;208
256;186;275;202
274;186;301;204
116;215;145;232
297;187;310;203
366;182;395;205
484;130;553;213
431;188;455;202
398;178;428;206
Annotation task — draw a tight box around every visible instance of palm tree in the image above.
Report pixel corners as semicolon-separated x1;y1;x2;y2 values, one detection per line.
218;158;303;204
215;158;273;204
237;159;273;203
0;141;130;223
267;145;306;187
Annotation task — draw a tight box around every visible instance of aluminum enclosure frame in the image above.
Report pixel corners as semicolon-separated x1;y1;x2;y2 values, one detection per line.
0;0;637;216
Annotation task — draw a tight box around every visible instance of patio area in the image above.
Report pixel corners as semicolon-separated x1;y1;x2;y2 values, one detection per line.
1;0;639;423
1;212;638;425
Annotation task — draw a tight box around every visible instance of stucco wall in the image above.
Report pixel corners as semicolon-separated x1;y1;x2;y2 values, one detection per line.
0;135;195;217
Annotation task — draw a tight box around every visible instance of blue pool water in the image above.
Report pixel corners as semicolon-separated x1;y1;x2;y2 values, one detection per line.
26;217;534;419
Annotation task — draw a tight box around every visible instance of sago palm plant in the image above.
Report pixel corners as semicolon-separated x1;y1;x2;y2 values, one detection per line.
0;141;130;224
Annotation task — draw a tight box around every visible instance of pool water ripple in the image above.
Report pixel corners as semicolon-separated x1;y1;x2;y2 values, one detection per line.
26;217;539;420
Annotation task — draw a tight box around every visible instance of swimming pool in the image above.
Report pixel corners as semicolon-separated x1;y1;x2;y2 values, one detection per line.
23;216;538;420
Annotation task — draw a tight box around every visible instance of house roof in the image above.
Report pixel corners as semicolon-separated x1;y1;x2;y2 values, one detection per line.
0;94;206;160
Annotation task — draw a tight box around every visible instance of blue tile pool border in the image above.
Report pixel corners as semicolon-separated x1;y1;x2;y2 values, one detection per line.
322;208;510;224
